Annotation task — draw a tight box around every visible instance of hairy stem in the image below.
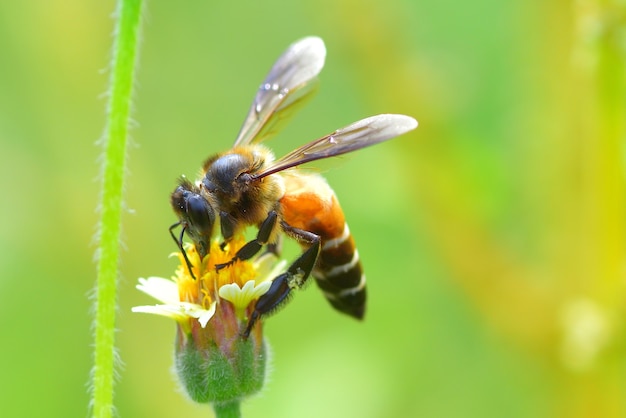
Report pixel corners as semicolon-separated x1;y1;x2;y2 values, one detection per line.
91;0;143;417
213;400;242;418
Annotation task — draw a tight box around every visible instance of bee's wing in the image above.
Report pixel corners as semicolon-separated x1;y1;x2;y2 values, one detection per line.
233;37;326;147
252;114;418;179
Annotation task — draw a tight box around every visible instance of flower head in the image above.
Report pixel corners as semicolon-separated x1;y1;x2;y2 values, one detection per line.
133;236;285;404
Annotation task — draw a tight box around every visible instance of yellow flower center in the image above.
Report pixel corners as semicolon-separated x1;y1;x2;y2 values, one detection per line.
173;236;256;309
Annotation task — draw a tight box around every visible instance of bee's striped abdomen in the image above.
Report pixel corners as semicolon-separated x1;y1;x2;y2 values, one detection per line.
314;222;366;319
279;172;366;320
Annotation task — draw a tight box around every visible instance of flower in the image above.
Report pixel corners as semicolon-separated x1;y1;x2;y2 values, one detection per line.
132;236;285;405
133;237;280;335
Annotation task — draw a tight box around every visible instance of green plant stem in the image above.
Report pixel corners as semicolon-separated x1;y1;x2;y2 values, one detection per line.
92;0;143;417
212;400;242;418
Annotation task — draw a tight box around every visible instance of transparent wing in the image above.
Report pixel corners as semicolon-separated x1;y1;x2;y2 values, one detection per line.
233;36;326;147
252;114;418;179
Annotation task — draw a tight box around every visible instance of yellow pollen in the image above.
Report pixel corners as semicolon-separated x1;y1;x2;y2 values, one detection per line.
174;236;256;308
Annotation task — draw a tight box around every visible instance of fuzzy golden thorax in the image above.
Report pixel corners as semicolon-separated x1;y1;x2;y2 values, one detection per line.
201;145;285;226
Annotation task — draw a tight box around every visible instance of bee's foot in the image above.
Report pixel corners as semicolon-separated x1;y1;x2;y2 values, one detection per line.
215;260;234;272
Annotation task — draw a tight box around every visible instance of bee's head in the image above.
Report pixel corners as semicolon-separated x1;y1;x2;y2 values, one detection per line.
170;179;215;259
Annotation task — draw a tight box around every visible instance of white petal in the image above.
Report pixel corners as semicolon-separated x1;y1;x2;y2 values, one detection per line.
196;302;217;328
219;283;245;307
219;279;273;312
252;280;272;298
136;277;179;304
132;301;217;329
241;280;257;293
131;304;188;322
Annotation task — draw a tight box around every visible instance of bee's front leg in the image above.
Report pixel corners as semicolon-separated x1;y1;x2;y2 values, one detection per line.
242;224;320;337
169;221;197;280
216;210;278;271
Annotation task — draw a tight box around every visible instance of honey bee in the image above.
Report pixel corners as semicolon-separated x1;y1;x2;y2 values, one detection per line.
170;37;417;336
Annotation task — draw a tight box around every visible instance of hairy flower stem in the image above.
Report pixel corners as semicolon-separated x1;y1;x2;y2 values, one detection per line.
92;0;143;417
212;400;242;418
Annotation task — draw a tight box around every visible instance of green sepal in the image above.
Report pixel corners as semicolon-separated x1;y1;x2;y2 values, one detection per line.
175;337;267;404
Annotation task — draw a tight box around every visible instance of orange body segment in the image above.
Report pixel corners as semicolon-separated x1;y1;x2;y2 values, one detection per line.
279;172;366;319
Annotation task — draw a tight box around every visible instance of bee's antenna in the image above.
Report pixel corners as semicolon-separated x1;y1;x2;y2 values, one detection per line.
169;222;197;280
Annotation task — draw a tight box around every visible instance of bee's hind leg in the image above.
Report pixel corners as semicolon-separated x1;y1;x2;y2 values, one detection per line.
242;224;320;338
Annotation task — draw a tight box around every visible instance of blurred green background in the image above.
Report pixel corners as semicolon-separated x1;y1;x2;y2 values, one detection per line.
1;0;625;417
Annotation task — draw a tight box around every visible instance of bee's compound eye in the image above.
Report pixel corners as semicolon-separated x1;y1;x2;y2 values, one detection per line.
185;194;215;234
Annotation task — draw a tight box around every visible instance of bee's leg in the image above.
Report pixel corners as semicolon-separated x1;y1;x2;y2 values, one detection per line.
242;224;320;338
219;211;235;251
279;222;321;287
216;211;278;271
169;221;197;280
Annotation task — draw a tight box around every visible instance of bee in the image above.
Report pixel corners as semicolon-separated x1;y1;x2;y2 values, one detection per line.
170;37;417;337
